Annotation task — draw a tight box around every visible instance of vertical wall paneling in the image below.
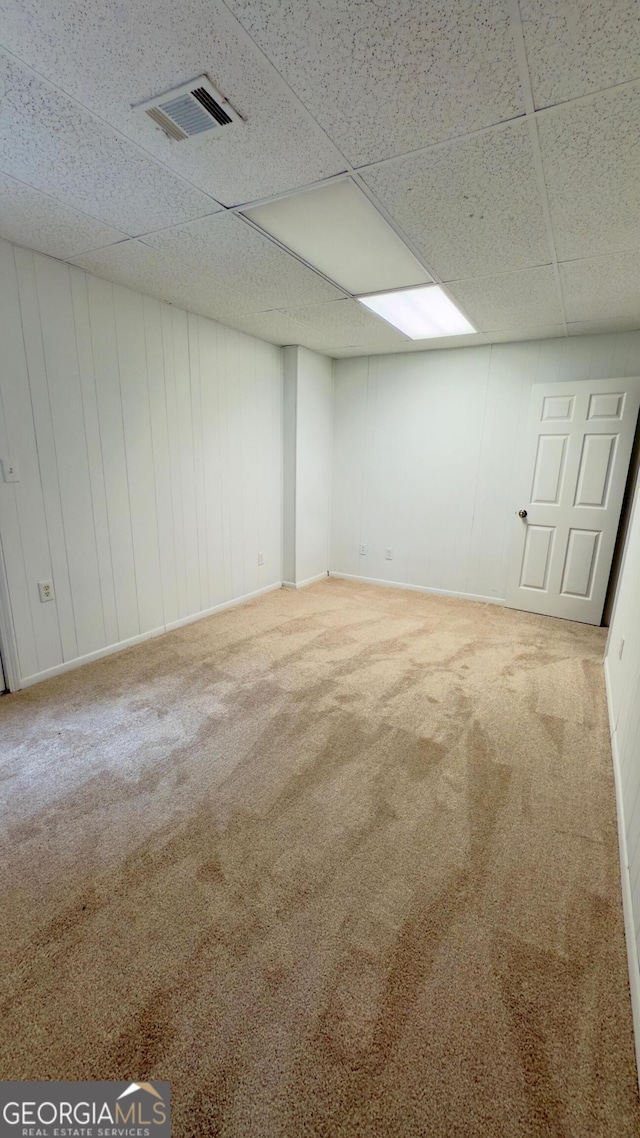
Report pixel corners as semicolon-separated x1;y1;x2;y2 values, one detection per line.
0;237;282;687
13;247;79;661
282;346;333;587
331;334;640;602
0;242;55;678
605;468;640;1076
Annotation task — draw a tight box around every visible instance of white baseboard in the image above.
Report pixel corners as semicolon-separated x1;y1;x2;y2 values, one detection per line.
328;571;504;607
17;581;282;689
282;572;328;590
604;655;640;1084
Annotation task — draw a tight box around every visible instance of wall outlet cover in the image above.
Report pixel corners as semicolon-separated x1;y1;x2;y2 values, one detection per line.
359;544;367;555
1;458;20;482
385;547;393;560
258;551;265;566
38;580;55;603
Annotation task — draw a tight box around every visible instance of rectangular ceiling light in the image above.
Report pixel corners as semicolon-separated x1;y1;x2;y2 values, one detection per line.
359;285;476;340
243;178;430;296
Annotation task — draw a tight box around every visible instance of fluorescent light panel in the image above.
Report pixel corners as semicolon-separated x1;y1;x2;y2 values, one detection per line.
243;179;430;296
359;285;476;340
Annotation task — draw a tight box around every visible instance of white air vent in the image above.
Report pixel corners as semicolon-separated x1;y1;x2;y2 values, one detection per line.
134;76;242;142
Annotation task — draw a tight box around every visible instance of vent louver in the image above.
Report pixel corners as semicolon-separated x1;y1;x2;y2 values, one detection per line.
134;76;241;142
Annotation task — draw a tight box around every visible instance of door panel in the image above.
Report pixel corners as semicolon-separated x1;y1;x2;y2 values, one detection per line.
531;435;568;504
506;377;640;624
521;526;554;590
560;529;600;597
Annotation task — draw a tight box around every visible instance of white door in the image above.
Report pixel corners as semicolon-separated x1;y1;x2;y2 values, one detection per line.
506;377;640;624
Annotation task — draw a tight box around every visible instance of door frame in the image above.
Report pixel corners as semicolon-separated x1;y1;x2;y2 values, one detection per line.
0;531;21;691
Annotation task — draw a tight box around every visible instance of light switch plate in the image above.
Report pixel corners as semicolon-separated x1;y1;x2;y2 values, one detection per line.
1;458;20;482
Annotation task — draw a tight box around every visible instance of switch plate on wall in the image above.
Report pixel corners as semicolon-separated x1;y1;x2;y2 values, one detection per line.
1;458;20;482
38;580;55;603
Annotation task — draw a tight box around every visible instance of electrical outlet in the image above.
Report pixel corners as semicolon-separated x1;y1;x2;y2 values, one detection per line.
619;637;625;660
359;544;367;555
1;458;20;482
38;580;55;603
258;551;265;566
385;547;393;560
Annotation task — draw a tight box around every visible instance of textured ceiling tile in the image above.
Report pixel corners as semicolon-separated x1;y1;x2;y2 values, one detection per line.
0;0;345;204
227;0;524;165
330;332;489;357
0;53;217;234
520;0;640;109
71;239;261;323
281;299;409;347
361;121;549;280
486;325;566;344
141;213;344;309
447;266;564;331
567;319;640;336
538;84;640;261
560;249;640;323
224;309;336;351
0;172;128;257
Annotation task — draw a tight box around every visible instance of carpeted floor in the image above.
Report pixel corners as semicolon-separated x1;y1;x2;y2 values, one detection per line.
1;578;639;1136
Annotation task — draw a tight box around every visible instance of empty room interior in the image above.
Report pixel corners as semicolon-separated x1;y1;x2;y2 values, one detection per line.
3;0;640;1134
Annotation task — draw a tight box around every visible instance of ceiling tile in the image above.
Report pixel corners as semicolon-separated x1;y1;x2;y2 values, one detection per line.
281;299;410;348
330;332;489;358
361;121;549;280
567;319;640;336
520;0;640;109
223;309;337;351
71;239;262;323
0;53;217;234
141;213;344;309
560;249;640;323
0;0;345;205
227;0;524;165
0;172;128;258
538;84;640;261
447;266;564;331
486;325;566;344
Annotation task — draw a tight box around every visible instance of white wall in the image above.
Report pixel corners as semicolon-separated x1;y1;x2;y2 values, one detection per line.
331;334;640;601
282;345;332;587
605;475;640;1070
0;238;282;688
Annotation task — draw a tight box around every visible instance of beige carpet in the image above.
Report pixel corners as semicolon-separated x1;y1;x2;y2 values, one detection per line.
1;578;639;1136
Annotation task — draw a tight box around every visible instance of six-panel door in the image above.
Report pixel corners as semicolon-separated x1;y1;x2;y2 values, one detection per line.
506;378;640;624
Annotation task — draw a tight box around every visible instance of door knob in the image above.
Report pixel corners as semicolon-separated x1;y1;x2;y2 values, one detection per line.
518;509;528;519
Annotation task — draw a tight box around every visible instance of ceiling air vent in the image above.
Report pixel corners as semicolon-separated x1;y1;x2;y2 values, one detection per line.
134;76;242;142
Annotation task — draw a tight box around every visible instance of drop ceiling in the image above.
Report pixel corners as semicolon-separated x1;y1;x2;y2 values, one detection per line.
0;0;639;357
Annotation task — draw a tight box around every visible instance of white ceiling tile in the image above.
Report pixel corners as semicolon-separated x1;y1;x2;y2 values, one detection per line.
560;249;640;324
0;53;217;234
227;0;524;165
0;172;128;258
141;213;343;309
486;326;567;344
71;239;261;323
223;309;337;351
538;84;640;261
361;121;550;280
330;332;490;358
520;0;640;109
0;0;345;205
567;319;640;336
447;266;564;331
281;299;410;348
